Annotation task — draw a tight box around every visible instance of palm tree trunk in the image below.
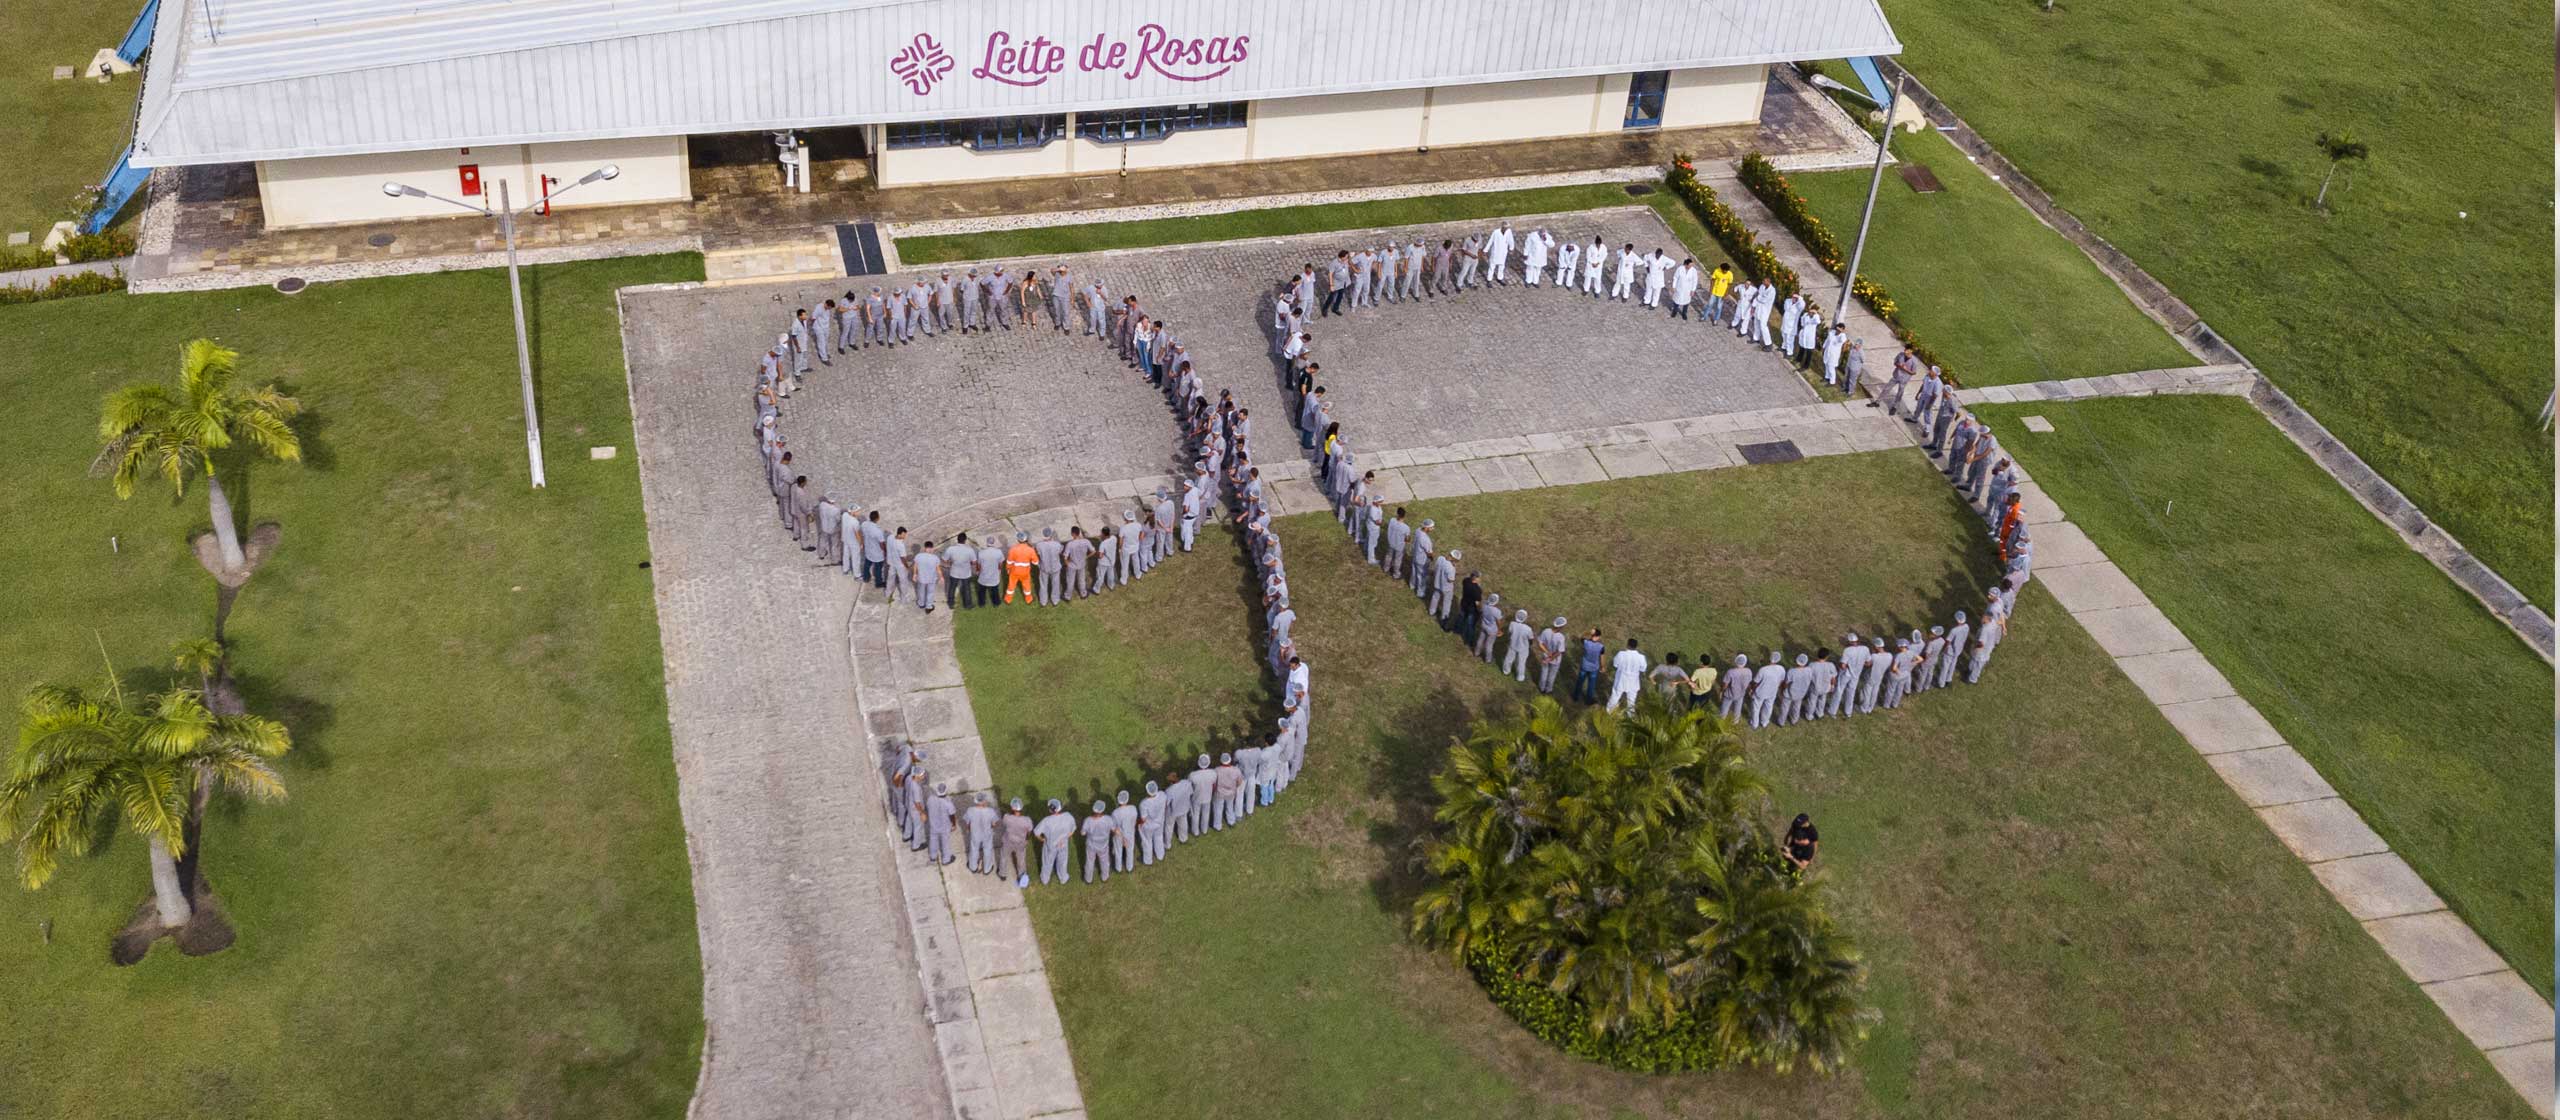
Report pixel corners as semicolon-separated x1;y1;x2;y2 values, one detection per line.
204;473;247;573
2315;164;2337;208
147;835;193;928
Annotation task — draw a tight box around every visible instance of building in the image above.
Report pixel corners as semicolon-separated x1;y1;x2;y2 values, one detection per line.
130;0;1899;230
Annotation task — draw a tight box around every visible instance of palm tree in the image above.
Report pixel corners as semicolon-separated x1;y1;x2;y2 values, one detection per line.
1;662;290;930
98;339;304;579
1685;842;1876;1073
2312;130;2370;211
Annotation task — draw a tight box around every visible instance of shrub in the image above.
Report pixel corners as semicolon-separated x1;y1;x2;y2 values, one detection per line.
0;269;127;305
0;244;53;272
61;229;136;264
1665;157;1803;299
1732;153;1962;386
1411;697;1875;1074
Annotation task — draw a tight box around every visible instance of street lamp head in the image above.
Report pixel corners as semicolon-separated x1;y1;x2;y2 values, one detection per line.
577;165;621;186
381;182;426;198
380;182;406;197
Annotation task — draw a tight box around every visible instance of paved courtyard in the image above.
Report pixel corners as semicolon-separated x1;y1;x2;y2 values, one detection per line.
619;204;1816;527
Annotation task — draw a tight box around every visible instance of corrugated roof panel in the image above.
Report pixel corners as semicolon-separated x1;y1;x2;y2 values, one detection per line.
136;0;1898;164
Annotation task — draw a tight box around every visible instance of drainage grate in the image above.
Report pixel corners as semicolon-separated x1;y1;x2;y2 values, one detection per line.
1735;440;1803;465
366;232;396;248
835;222;887;277
1623;183;1657;197
273;277;307;295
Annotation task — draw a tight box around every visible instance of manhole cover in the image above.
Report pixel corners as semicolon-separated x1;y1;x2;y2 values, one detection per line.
1623;183;1658;197
1735;440;1804;465
366;232;396;248
273;277;307;295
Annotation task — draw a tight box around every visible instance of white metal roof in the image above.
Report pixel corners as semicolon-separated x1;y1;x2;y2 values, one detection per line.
133;0;1900;166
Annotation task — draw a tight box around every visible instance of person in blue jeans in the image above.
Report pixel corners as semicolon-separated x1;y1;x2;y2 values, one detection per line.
1574;629;1607;704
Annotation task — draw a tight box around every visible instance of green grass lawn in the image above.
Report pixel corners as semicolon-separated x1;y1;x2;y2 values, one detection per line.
1877;0;2555;605
896;184;1666;264
0;255;705;1118
1783;121;2197;386
1971;395;2554;995
953;453;2527;1119
1;1;141;236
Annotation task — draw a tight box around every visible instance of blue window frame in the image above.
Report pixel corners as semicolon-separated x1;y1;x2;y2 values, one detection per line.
885;114;1067;152
1076;102;1249;143
1624;70;1669;129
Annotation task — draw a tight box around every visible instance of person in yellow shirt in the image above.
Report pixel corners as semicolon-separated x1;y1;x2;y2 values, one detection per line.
1705;263;1735;324
1004;531;1038;604
1687;659;1720;715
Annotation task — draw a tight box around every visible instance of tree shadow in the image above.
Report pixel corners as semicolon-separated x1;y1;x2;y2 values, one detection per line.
1364;681;1487;917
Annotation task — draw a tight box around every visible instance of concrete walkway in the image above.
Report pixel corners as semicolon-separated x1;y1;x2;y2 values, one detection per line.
617;287;951;1120
0;256;126;289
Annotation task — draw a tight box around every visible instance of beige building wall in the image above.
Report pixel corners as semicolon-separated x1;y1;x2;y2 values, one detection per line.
256;135;689;229
1661;65;1768;129
875;131;1075;186
1250;87;1428;159
1423;75;1608;147
1068;124;1253;173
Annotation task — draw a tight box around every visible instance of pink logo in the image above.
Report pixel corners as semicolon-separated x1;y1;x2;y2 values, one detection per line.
891;34;956;95
936;25;1249;93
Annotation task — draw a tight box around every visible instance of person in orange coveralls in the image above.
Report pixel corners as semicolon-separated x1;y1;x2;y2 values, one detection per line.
1004;530;1037;604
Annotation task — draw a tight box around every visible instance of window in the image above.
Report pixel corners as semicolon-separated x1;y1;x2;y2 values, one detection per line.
1076;102;1248;143
884;114;1067;152
1624;70;1669;129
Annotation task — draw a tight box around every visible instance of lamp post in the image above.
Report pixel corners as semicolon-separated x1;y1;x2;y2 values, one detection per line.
381;165;620;489
1834;75;1902;328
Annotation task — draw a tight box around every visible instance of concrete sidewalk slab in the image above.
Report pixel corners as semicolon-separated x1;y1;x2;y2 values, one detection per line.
2255;798;2389;863
891;637;966;691
2072;602;2192;658
2423;971;2557;1052
2112;648;2237;706
1594;440;1671;478
2028;520;2109;569
2205;745;2336;807
904;686;983;744
2486;1044;2559;1119
2310;853;2448;921
1405;461;1481;500
2039;561;2151;613
2365;911;2511;985
1528;448;1607;487
2159;695;2286;754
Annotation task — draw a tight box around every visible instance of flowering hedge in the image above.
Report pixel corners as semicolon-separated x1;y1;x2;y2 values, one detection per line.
0;268;125;305
1730;153;1958;387
1665;158;1801;300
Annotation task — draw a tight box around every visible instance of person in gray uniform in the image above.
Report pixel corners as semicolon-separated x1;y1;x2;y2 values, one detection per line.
924;782;957;865
1034;800;1077;885
1233;741;1264;818
882;285;910;345
1832;636;1869;718
940;532;974;609
788;310;815;374
1362;496;1386;564
1048;266;1074;331
1778;654;1813;726
1430;549;1459;622
911;541;942;612
1750;654;1785;728
1502;609;1536;682
1939;613;1971;689
1063;526;1094;600
1720;654;1752;722
1094;526;1121;593
1384;509;1412;576
1966;614;2002;684
998;799;1034;884
905;278;934;339
1034;528;1064;606
1965;435;2001;503
1107;791;1138;872
1211;753;1245;829
814;300;840;363
1918;626;1949;694
1075;801;1115;884
1136;781;1168;864
960;268;986;331
1474;592;1504;661
1806;651;1838;722
984;267;1014;329
1536;617;1568;694
963;793;998;874
1409;520;1437;596
1153;489;1178;563
1881;640;1917;709
814;495;844;566
884;527;912;600
975;536;1004;607
1186;754;1218;838
1161;767;1195;847
903;766;932;848
1119;511;1144;585
1857;639;1891;713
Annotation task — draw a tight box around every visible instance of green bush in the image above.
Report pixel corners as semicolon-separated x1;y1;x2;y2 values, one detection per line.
0;269;126;305
1729;153;1960;385
1411;697;1874;1075
60;230;136;264
0;245;52;272
1665;158;1801;298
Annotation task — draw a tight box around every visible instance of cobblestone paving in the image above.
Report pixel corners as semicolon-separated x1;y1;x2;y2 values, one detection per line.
618;287;950;1120
622;205;1817;528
